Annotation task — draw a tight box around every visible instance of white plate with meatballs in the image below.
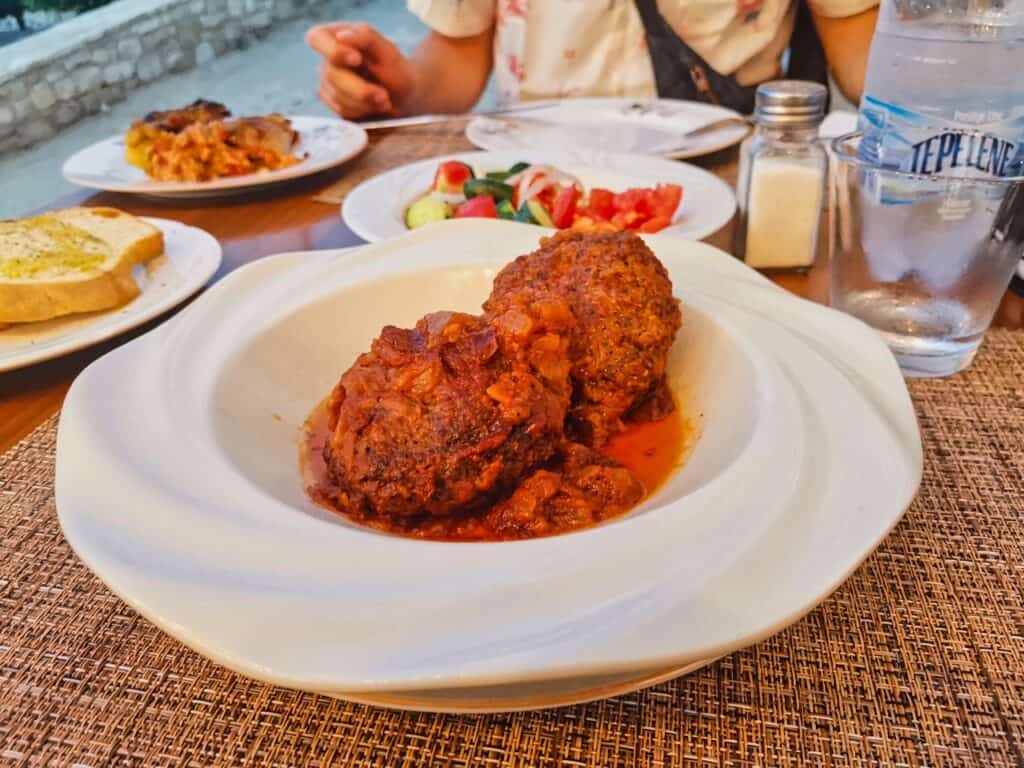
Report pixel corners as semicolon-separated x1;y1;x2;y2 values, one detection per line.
55;220;922;712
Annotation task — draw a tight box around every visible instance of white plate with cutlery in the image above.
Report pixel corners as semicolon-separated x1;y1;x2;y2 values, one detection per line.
466;98;750;159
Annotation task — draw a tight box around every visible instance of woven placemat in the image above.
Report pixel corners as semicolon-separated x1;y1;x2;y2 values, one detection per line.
2;331;1023;767
314;123;476;205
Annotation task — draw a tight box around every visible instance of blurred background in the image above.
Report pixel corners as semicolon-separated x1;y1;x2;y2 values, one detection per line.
0;0;492;218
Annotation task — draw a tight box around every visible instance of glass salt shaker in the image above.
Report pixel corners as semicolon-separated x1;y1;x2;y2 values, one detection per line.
734;80;828;271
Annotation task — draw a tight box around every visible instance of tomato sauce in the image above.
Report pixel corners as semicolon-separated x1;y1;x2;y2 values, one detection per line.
600;408;689;496
299;398;691;539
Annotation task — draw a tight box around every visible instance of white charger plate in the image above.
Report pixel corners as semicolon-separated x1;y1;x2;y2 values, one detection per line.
0;218;221;373
62;116;368;199
467;99;749;159
55;220;921;712
342;149;736;242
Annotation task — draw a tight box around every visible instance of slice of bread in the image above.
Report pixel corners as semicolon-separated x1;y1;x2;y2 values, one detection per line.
0;207;164;324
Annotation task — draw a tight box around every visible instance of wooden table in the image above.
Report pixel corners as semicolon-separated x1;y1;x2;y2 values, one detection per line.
2;133;1022;455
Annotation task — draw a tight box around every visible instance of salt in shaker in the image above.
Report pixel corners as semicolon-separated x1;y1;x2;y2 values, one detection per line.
734;80;828;271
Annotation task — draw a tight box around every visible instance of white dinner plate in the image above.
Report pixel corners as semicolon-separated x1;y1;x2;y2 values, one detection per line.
62;116;368;199
326;656;722;713
0;218;221;373
466;99;749;159
55;220;921;712
342;149;736;242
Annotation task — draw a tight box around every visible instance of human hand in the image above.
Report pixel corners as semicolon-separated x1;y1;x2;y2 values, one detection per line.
306;22;418;119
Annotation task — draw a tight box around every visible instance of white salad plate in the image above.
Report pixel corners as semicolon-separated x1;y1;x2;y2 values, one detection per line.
342;149;736;243
466;99;749;159
0;218;221;373
62;116;368;199
56;220;921;712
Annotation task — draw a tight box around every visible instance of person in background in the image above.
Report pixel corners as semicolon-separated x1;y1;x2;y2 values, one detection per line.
306;0;877;120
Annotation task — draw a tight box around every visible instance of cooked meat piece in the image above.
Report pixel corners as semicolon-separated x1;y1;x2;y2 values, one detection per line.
223;114;299;155
484;230;682;446
142;99;231;133
480;442;644;540
323;301;575;523
389;442;644;541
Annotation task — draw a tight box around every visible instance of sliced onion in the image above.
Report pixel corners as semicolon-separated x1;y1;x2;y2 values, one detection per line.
507;164;584;204
521;176;556;204
545;167;584;190
507;164;582;189
504;167;531;186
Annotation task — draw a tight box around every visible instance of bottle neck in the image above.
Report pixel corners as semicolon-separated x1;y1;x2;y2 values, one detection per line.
754;122;822;144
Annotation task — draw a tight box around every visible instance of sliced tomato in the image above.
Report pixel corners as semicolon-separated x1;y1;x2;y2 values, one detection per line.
650;184;683;218
454;194;498;219
636;215;673;233
551;185;581;229
587;188;615;220
433;161;474;194
613;188;650;217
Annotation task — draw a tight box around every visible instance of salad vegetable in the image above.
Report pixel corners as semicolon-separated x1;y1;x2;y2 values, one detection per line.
464;178;515;202
496;199;517;220
405;195;450;229
515;199;554;227
432;161;474;194
454;194;498;219
404;160;683;234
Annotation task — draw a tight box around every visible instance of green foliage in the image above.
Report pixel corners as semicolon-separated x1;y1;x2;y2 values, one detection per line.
25;0;114;11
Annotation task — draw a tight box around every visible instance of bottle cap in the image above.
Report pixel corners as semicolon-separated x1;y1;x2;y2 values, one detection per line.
754;80;828;127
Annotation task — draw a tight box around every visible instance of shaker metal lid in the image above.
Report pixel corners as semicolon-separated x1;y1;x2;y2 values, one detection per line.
754;80;828;125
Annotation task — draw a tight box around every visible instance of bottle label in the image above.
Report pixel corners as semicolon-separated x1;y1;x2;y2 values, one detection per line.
907;131;1017;176
860;96;1024;179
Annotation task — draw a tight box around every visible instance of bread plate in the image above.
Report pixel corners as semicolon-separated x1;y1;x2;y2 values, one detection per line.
62;117;367;199
55;220;921;711
0;218;221;372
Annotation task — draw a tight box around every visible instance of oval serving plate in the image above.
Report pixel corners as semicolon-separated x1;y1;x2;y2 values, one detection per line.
342;149;736;243
55;220;921;710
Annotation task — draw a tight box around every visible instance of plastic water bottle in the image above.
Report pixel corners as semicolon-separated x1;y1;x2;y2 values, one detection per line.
859;0;1024;179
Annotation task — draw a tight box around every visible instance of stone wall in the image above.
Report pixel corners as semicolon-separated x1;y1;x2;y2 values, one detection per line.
0;0;320;156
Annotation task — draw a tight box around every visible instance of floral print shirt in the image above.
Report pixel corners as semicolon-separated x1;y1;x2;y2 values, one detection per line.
408;0;875;105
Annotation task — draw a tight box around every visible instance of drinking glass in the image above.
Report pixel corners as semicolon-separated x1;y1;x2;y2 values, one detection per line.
830;132;1024;377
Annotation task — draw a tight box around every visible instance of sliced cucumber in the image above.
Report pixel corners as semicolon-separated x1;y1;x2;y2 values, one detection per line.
508;161;531;174
485;170;513;182
496;199;516;220
405;194;451;229
515;199;554;227
464;178;515;201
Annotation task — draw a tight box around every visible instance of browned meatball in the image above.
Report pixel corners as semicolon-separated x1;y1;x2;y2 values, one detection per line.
484;230;682;446
480;442;644;540
323;300;574;523
397;442;644;541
